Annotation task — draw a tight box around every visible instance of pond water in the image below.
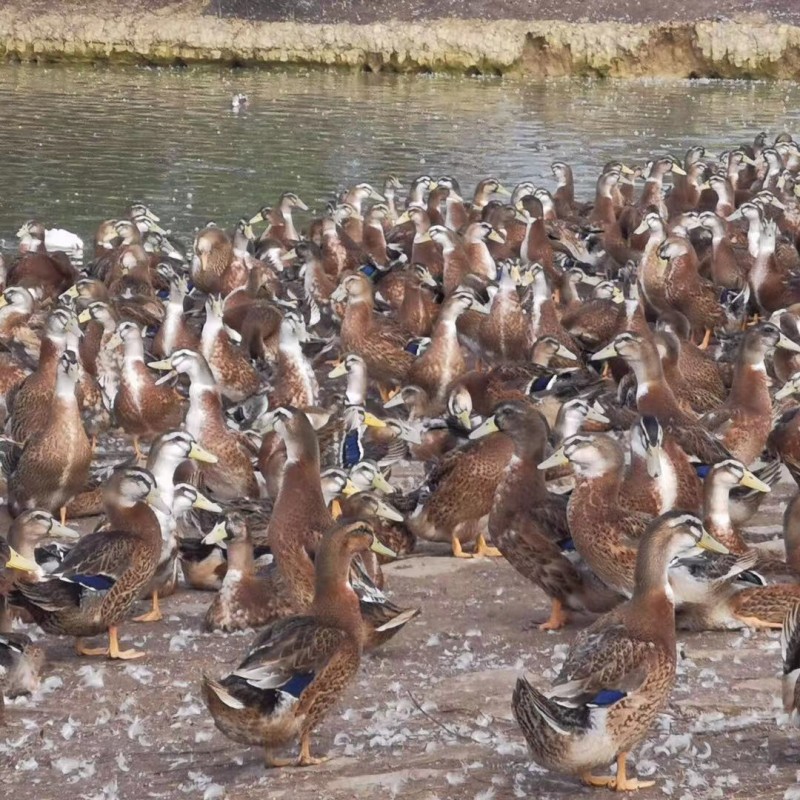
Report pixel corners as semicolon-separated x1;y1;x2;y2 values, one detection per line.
1;64;800;251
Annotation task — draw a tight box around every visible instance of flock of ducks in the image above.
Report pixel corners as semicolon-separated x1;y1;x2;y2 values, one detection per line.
3;131;800;788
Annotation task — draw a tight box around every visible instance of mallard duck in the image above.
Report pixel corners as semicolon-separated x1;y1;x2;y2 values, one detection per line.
148;349;259;500
202;512;282;632
7;308;75;444
6;509;80;579
0;630;45;724
512;511;725;791
192;225;233;295
11;466;168;659
8;350;92;523
336;490;412;558
333;273;413;395
268;314;318;409
702;322;800;465
133;431;221;621
152;273;199;359
202;519;394;768
12;220;78;301
407;414;514;557
472;401;619;629
113;321;185;459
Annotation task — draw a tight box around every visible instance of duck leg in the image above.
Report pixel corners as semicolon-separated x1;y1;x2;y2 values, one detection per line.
451;536;472;558
539;598;570;631
582;752;655;791
74;637;109;657
264;748;295;769
60;506;68;527
295;732;329;767
133;591;163;623
472;533;502;558
132;436;144;461
378;384;394;403
733;614;782;630
698;328;713;350
107;625;145;660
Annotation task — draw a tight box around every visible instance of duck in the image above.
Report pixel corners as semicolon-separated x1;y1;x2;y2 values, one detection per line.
202;512;282;632
0;631;45;724
336;490;412;558
702;323;800;465
152;272;199;359
6;307;75;444
8;350;92;523
473;401;619;629
781;602;800;723
11;466;168;659
268;314;319;410
333;273;413;395
201;295;261;403
512;511;726;792
202;519;394;768
6;509;81;579
11;220;78;301
191;225;233;295
407;411;514;557
113;321;185;459
148;349;259;500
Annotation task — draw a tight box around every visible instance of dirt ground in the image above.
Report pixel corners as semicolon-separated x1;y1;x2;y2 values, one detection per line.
1;473;798;800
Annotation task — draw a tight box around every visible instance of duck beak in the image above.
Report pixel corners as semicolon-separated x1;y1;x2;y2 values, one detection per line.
471;301;491;315
771;197;787;210
370;190;386;202
192;492;223;513
281;248;297;263
591;342;618;360
633;220;649;235
743;155;758;167
776;381;799;400
645;444;663;478
363;412;386;428
585;405;610;424
611;288;625;304
248;211;265;224
383;390;406;409
371;471;395;494
106;332;122;350
328;361;348;378
330;285;348;303
369;536;396;558
375;499;404;522
620;164;635;175
16;225;28;239
147;488;172;515
726;209;743;221
4;547;38;572
148;358;173;371
457;409;472;430
189;443;218;463
488;228;506;244
739;469;771;493
697;529;730;555
330;499;343;519
495;184;512;197
342;479;359;497
61;284;80;300
671;164;687;176
51;521;81;540
154;369;178;386
538;446;568;470
202;521;228;545
77;309;92;324
469;415;499;439
777;333;800;353
555;344;579;360
417;231;432;243
395;211;411;225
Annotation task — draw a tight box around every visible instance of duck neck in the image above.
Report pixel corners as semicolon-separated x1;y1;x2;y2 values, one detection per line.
630;540;676;642
311;550;362;639
703;478;733;539
226;536;255;575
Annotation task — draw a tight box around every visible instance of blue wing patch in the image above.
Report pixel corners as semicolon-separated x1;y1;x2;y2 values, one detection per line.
694;464;711;479
530;374;555;393
281;672;315;698
359;264;379;279
65;574;116;592
558;537;576;552
587;689;626;707
342;430;363;468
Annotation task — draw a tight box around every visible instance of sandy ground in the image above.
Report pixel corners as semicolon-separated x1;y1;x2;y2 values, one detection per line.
1;475;798;800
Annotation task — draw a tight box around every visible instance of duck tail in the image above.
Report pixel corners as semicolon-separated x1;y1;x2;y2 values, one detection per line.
513;675;578;737
201;673;245;710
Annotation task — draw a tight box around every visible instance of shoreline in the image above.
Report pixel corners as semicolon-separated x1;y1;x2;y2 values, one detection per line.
0;6;799;79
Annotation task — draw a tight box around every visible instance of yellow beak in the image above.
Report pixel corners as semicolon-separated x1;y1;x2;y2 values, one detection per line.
592;343;618;361
370;536;396;558
148;359;173;371
342;478;359;497
192;492;223;513
202;520;228;545
328;361;348;378
469;415;499;440
78;309;92;324
538;446;568;470
248;211;265;225
739;469;771;493
4;547;39;572
371;471;395;494
363;412;386;428
189;442;218;464
671;164;687;176
697;529;730;554
330;498;343;520
488;229;506;243
395;211;411;225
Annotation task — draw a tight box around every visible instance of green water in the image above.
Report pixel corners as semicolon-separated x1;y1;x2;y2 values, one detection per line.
1;64;800;251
